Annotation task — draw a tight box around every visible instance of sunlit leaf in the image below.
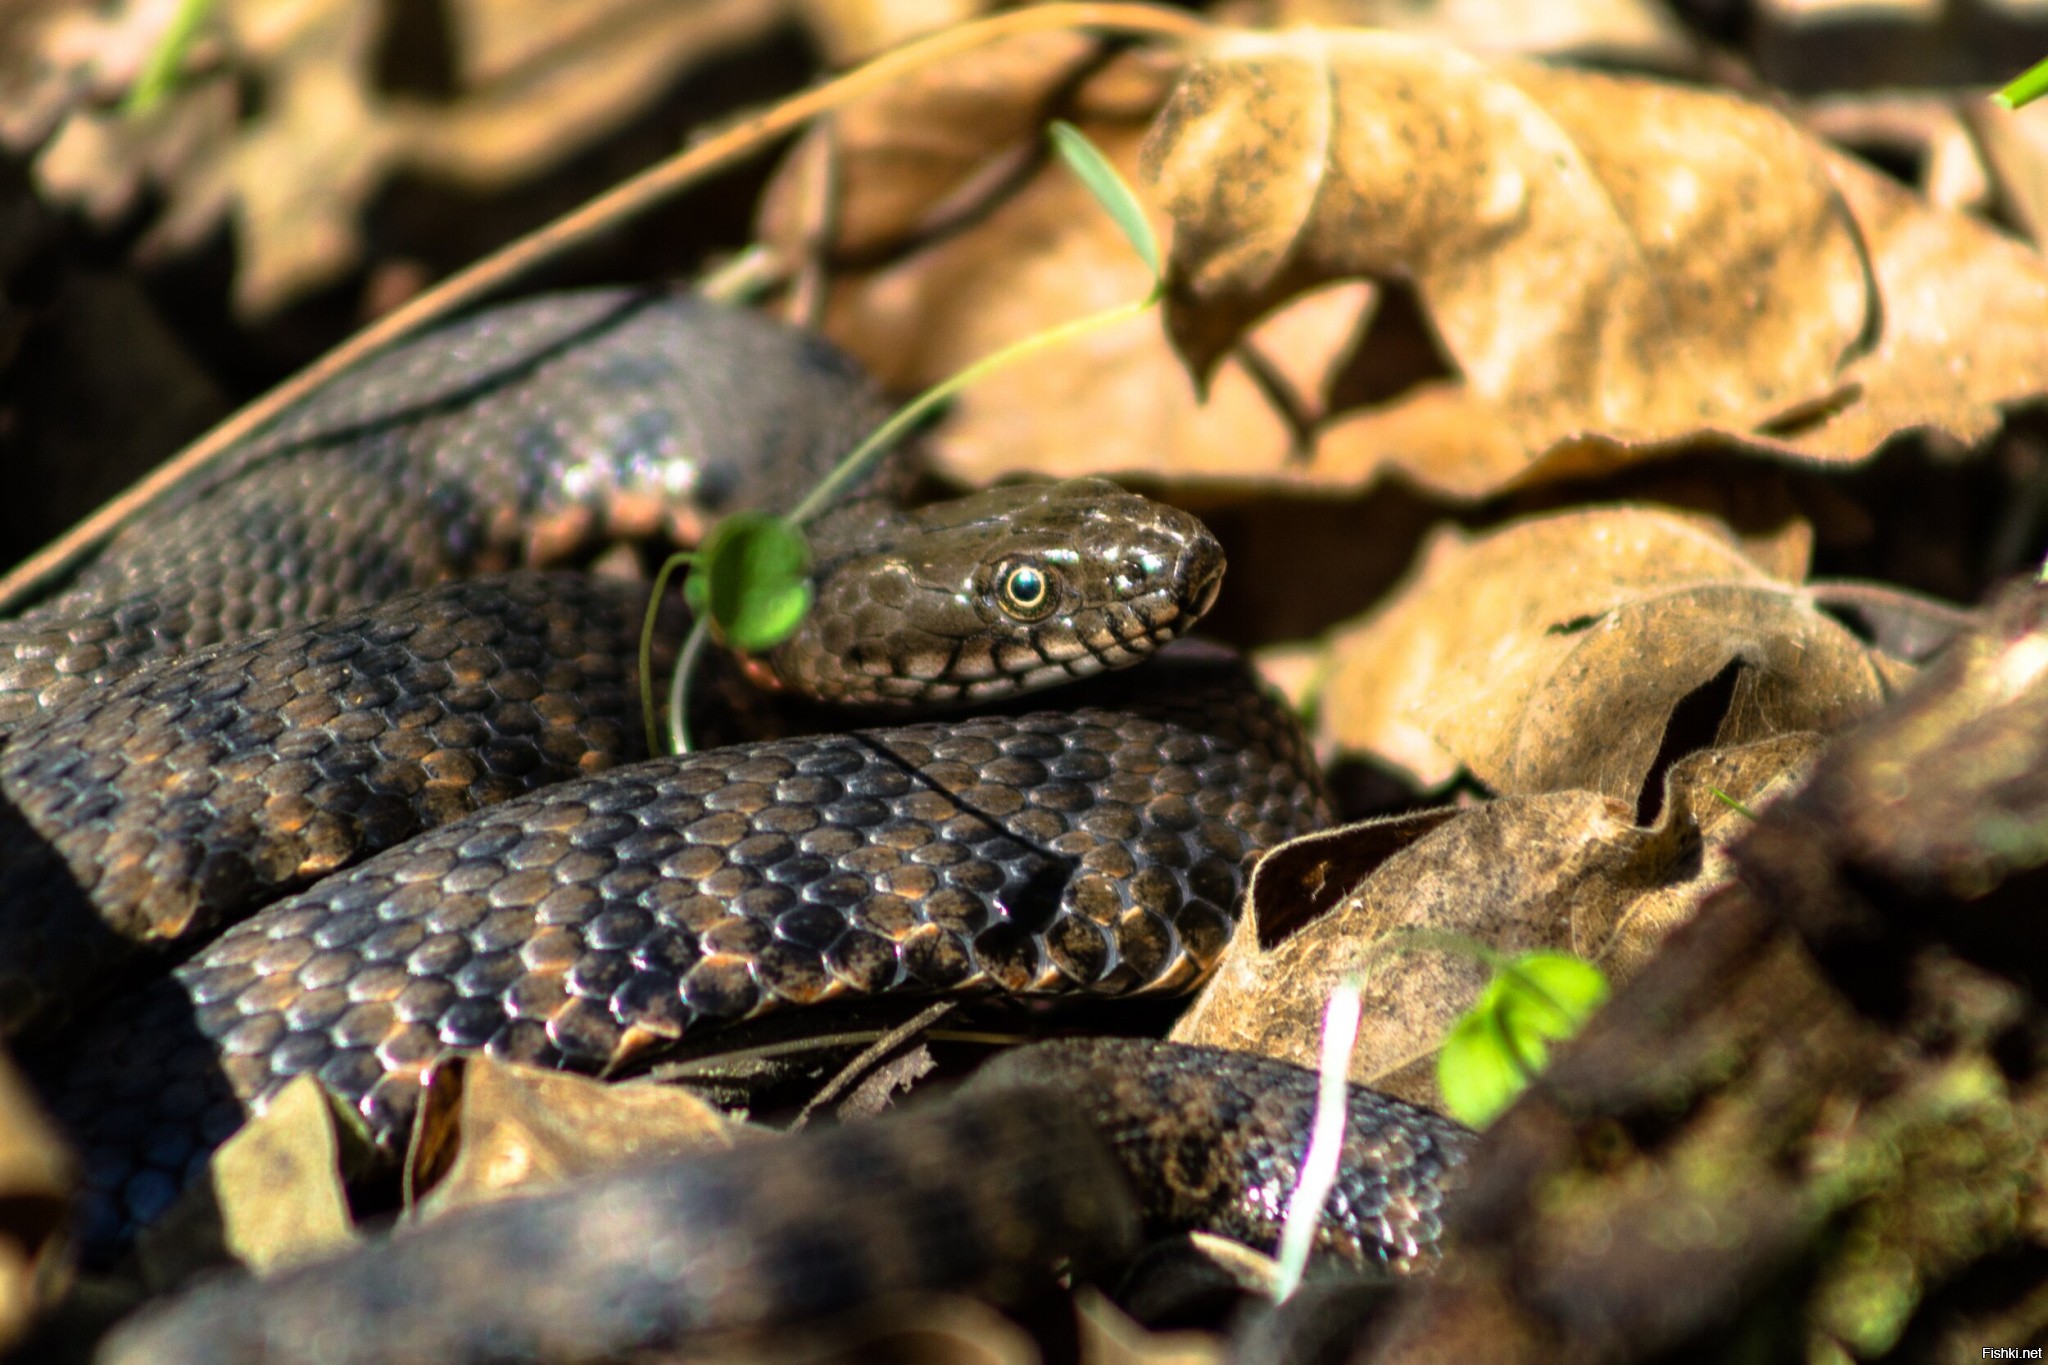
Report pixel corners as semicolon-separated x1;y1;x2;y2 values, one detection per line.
125;0;219;117
683;512;814;653
1438;952;1609;1126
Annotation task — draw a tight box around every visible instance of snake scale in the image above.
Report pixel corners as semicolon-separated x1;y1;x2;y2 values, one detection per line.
0;288;1474;1357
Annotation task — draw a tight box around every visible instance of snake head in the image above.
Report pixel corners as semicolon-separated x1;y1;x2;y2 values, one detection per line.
765;478;1224;707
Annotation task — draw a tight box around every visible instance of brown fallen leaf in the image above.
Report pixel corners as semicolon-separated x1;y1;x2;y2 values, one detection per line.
406;1054;742;1220
756;28;1114;302
25;0;792;316
1141;28;1871;486
0;1047;73;1351
1169;734;1824;1109
1802;93;1992;216
796;0;995;67
756;42;1327;485
1315;506;1897;795
136;1073;361;1288
1233;0;1694;66
1968;95;2048;249
1761;144;2048;463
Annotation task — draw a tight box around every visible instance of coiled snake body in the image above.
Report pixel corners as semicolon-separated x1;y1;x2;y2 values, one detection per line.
0;290;1472;1358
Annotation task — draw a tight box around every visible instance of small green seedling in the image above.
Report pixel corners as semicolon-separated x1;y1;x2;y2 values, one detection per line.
1997;57;2048;111
127;0;219;116
1436;951;1609;1128
1706;785;1760;821
1271;930;1609;1297
643;121;1165;753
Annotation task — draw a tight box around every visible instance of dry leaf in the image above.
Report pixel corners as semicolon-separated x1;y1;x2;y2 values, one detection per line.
25;0;791;316
136;1073;357;1288
757;30;1110;283
1970;96;2048;248
1141;29;1870;483
1235;0;1693;66
1762;145;2048;463
796;0;992;66
757;46;1318;485
0;1048;73;1350
1803;93;1991;215
1316;506;1895;794
406;1054;741;1220
1170;734;1824;1109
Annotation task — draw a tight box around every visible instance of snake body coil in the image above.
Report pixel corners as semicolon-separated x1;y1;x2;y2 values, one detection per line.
1;290;1471;1340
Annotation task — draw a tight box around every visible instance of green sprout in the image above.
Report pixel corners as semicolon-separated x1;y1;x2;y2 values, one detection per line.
642;121;1164;753
1706;785;1761;821
1997;56;2048;111
1271;930;1609;1297
126;0;219;117
1436;950;1609;1128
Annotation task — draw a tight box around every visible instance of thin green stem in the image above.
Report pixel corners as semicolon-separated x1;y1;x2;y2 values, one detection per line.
1996;56;2048;110
639;552;696;757
126;0;218;115
1707;785;1760;821
786;289;1160;527
666;619;712;755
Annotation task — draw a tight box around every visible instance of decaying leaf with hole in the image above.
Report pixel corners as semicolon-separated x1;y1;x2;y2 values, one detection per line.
406;1054;742;1221
0;1047;73;1350
136;1073;366;1289
1315;506;1902;795
1170;734;1823;1110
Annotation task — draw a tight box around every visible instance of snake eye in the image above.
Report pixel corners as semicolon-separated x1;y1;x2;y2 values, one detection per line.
996;561;1057;621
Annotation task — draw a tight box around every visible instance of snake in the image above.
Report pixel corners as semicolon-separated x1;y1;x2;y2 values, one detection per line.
0;288;1474;1356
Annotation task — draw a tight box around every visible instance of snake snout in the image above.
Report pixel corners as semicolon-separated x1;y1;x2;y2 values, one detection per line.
1175;533;1226;623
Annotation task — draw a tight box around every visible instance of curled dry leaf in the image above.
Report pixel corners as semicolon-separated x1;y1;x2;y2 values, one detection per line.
1315;506;1898;794
1802;93;1992;217
1170;733;1823;1109
406;1054;741;1220
136;1073;359;1287
1762;145;2048;463
1141;28;1871;493
0;1047;72;1350
1235;0;1693;67
1970;96;2048;249
757;41;1316;485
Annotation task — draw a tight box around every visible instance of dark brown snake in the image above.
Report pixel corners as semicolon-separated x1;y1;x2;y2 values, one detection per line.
0;289;1473;1359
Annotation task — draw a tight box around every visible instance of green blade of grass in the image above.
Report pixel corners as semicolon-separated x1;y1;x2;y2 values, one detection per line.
1048;120;1159;280
126;0;219;117
1996;56;2048;110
